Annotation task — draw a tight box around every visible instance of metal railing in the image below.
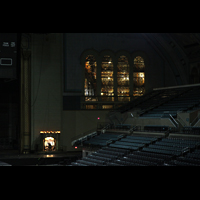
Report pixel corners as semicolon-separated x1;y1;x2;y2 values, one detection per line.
169;114;179;128
71;128;97;143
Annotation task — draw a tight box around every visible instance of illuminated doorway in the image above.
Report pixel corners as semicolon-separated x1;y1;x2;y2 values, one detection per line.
43;137;56;151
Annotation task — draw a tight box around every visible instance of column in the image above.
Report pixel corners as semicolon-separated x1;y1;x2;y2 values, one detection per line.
129;59;133;100
96;57;102;108
113;59;118;102
20;50;31;153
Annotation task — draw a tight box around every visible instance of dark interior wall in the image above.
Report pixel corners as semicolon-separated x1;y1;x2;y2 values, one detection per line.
0;33;20;149
64;33;165;93
63;33;180;110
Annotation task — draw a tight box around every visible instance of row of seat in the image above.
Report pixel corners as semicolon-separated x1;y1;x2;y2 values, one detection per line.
114;141;145;147
107;135;159;151
182;126;200;135
164;148;200;166
165;160;199;166
139;87;200;118
82;133;123;147
101;146;130;154
125;135;158;141
126;154;165;165
109;157;157;166
161;138;200;147
186;149;200;159
144;125;169;132
142;147;181;156
155;141;196;149
109;143;139;150
131;150;172;160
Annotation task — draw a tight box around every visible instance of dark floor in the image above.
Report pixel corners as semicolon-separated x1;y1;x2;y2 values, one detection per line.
0;150;82;166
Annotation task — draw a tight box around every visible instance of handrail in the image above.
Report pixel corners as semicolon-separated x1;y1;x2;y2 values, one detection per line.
182;147;189;154
71;127;97;142
169;114;179;127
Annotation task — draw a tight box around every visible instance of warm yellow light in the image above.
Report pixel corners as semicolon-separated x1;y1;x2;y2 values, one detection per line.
46;155;54;157
45;137;54;140
40;130;61;134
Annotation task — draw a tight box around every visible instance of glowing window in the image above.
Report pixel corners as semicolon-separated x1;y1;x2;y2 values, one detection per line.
85;55;97;101
133;56;145;96
117;55;130;101
102;105;113;109
101;55;114;101
43;137;56;151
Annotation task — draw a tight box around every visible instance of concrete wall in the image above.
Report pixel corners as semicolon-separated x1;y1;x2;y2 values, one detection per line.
132;117;176;128
61;110;109;151
31;33;62;150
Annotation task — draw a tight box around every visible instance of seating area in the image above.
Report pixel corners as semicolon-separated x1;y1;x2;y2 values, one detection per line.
118;85;200;118
70;133;200;166
165;149;200;166
115;124;131;130
182;126;200;135
82;133;124;147
70;84;200;166
144;125;169;132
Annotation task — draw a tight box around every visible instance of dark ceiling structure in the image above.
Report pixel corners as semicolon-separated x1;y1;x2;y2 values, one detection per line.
30;33;200;85
169;33;200;60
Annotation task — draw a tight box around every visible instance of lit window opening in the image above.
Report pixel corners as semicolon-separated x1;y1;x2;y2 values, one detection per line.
133;56;145;96
101;55;114;101
85;55;97;101
43;137;56;151
117;55;130;101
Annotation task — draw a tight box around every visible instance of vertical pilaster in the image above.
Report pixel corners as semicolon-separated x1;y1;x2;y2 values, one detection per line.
20;50;31;153
129;59;134;99
113;59;118;102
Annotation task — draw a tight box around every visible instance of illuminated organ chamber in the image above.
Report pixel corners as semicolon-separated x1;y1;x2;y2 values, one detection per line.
40;131;60;151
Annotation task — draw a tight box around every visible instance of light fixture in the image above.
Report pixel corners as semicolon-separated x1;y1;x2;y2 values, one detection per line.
40;130;61;134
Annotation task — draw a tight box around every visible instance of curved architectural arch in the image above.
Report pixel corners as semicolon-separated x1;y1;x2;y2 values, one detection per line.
132;50;150;66
80;49;99;66
80;49;98;101
116;51;131;101
99;50;115;101
132;51;148;97
115;50;132;63
99;49;115;61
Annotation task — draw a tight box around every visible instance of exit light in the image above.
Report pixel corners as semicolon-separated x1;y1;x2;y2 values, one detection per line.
75;146;78;149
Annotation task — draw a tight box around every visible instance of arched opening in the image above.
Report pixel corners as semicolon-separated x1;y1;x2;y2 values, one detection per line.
84;55;97;101
133;56;145;96
101;55;114;101
117;55;130;101
43;137;56;151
